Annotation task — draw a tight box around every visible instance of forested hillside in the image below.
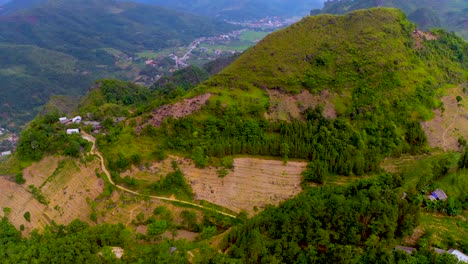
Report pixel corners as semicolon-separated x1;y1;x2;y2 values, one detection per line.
2;7;467;263
311;0;468;39
0;0;235;129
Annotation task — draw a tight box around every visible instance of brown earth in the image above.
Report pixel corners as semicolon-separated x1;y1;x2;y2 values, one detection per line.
162;229;198;242
0;156;104;235
137;93;212;132
421;86;468;151
96;191;204;233
264;89;336;121
125;156;307;215
412;29;439;49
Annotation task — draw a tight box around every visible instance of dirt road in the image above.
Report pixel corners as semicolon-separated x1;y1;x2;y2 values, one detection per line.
81;132;236;218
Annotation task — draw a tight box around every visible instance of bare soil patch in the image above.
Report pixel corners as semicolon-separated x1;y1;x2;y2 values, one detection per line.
0;157;103;235
412;29;439;49
96;192;204;230
23;156;64;186
163;229;198;242
127;156;307;215
421;86;467;151
265;89;336;121
137;93;212;132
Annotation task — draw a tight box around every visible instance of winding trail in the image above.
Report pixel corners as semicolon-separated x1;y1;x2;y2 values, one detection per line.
81;132;236;219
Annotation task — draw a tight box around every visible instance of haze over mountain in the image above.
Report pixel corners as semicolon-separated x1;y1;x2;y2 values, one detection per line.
311;0;468;39
129;0;325;20
0;0;235;129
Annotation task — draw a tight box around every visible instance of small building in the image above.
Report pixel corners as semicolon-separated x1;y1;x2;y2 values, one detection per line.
433;248;447;254
59;117;68;123
72;116;82;124
1;151;12;157
83;121;100;128
66;129;80;135
431;188;448;201
448;249;468;263
395;246;416;254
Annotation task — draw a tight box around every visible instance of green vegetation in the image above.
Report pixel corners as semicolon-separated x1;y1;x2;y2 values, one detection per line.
28;185;48;205
153;66;210;93
312;0;468;39
4;8;468;263
0;217;190;263
23;211;31;222
220;174;421;263
149;163;194;200
14;173;25;185
16;111;90;162
239;30;269;43
0;0;235;129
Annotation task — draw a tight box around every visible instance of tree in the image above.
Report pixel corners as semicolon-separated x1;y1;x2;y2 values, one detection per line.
147;220;168;238
15;173;26;185
303;160;328;184
459;149;468;170
192;146;208;168
23;211;31;222
201;226;217;239
280;142;290;164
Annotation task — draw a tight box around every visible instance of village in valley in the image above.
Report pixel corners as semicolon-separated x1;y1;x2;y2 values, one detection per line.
0;127;17;159
134;16;300;86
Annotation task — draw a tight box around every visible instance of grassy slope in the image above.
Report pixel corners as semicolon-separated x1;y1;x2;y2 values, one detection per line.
90;8;467;170
194;8;465;122
383;152;468;248
315;0;468;39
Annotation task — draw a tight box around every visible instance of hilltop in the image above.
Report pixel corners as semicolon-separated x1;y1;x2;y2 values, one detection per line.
0;8;467;263
0;0;235;130
311;0;468;39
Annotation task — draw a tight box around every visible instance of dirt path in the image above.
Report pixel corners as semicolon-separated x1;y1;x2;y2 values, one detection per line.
81;132;236;219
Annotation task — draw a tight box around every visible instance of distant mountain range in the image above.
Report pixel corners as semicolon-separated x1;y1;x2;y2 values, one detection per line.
311;0;467;39
0;0;235;129
129;0;324;20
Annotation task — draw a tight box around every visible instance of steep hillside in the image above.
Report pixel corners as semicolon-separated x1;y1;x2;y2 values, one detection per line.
1;8;467;263
68;8;467;184
129;0;323;19
311;0;468;39
0;0;235;129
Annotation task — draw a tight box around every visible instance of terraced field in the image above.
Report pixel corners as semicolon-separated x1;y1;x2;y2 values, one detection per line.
126;156;307;215
0;156;103;234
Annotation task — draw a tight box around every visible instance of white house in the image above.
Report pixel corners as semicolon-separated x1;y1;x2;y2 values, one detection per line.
448;249;468;263
72;116;82;124
66;129;80;135
59;117;68;123
1;151;12;156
